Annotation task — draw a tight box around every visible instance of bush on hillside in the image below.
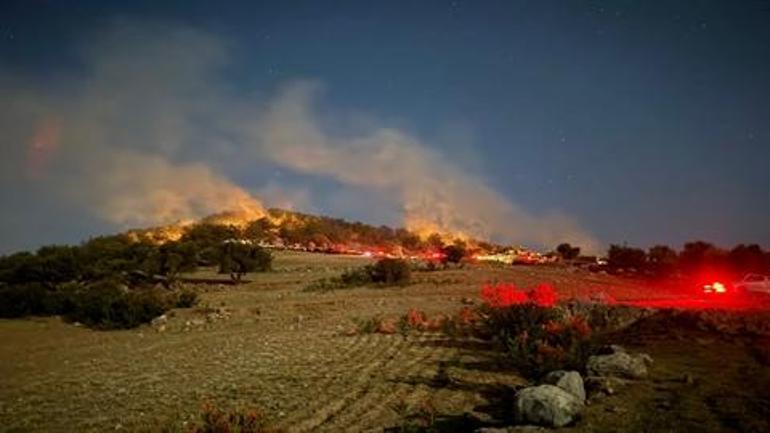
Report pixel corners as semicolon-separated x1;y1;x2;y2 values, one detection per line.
218;242;272;281
478;282;594;378
368;258;411;285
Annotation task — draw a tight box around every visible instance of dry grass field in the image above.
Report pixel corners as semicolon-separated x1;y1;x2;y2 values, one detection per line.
1;251;768;432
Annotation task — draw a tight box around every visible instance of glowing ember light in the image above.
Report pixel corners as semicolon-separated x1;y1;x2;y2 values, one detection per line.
713;282;726;293
702;281;727;294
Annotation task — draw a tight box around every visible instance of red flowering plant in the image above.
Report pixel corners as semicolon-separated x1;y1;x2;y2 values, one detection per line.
478;282;595;378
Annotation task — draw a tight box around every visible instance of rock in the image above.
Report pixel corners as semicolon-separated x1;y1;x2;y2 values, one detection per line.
541;370;586;401
475;427;547;433
597;344;626;355
156;324;166;333
584;376;628;397
586;352;649;379
150;314;167;327
475;428;547;433
514;384;583;427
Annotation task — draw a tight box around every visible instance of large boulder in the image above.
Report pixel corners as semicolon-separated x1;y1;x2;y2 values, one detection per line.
514;384;583;427
541;370;586;402
586;351;648;379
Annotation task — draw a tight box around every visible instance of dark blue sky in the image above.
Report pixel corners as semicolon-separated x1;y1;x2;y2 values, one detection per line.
1;0;769;252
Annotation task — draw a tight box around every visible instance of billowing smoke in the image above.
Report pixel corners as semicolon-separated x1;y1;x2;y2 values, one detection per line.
0;20;265;233
252;82;599;251
0;19;597;252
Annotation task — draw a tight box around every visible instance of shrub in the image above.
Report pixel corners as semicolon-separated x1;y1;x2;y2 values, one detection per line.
369;258;411;285
186;401;282;433
480;282;528;307
556;243;581;260
0;283;58;317
219;241;272;281
441;244;466;265
65;281;171;329
175;288;200;308
607;244;647;272
306;258;412;291
479;282;593;378
340;266;375;286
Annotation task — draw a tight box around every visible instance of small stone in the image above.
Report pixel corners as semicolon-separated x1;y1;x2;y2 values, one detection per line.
587;352;649;379
541;370;586;401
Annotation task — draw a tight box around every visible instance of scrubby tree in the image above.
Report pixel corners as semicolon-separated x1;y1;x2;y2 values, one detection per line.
607;244;647;272
243;217;275;241
679;241;728;275
368;258;411;285
556;243;581;261
426;233;445;250
219;241;272;282
142;241;198;283
728;244;769;275
442;242;467;265
647;245;678;277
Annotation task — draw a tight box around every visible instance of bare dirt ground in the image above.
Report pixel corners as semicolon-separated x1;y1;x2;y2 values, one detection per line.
1;251;768;432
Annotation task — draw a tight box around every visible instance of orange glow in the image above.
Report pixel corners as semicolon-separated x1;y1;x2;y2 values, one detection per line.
703;281;727;294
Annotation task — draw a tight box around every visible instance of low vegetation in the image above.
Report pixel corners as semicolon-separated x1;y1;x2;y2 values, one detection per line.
0;229;271;328
0;279;199;329
603;241;770;278
305;258;412;291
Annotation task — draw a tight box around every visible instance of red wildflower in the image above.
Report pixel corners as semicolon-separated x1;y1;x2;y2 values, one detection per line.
536;341;565;360
457;306;479;325
543;320;563;334
570;315;591;337
529;283;558;307
406;308;428;328
481;282;528;307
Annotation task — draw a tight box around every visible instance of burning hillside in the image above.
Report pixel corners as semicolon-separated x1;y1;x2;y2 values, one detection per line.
123;207;519;259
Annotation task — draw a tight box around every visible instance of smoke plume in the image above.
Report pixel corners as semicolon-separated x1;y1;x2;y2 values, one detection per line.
253;82;599;251
0;19;597;252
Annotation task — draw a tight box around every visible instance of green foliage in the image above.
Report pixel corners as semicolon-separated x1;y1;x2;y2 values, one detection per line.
243;218;276;241
647;245;678;277
63;281;169;329
368;258;411;285
607;244;648;272
728;244;769;275
556;243;581;260
679;241;726;274
482;304;594;378
338;266;374;286
141;241;199;280
304;258;411;292
175;288;200;308
218;242;272;281
0;283;60;317
179;224;243;266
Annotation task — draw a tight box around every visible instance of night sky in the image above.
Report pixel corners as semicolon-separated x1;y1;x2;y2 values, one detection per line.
1;0;769;253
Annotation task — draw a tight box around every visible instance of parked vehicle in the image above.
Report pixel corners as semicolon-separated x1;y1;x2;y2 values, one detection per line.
734;273;770;295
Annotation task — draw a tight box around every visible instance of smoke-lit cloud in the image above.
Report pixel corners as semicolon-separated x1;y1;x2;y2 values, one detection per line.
252;82;599;251
0;19;598;252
